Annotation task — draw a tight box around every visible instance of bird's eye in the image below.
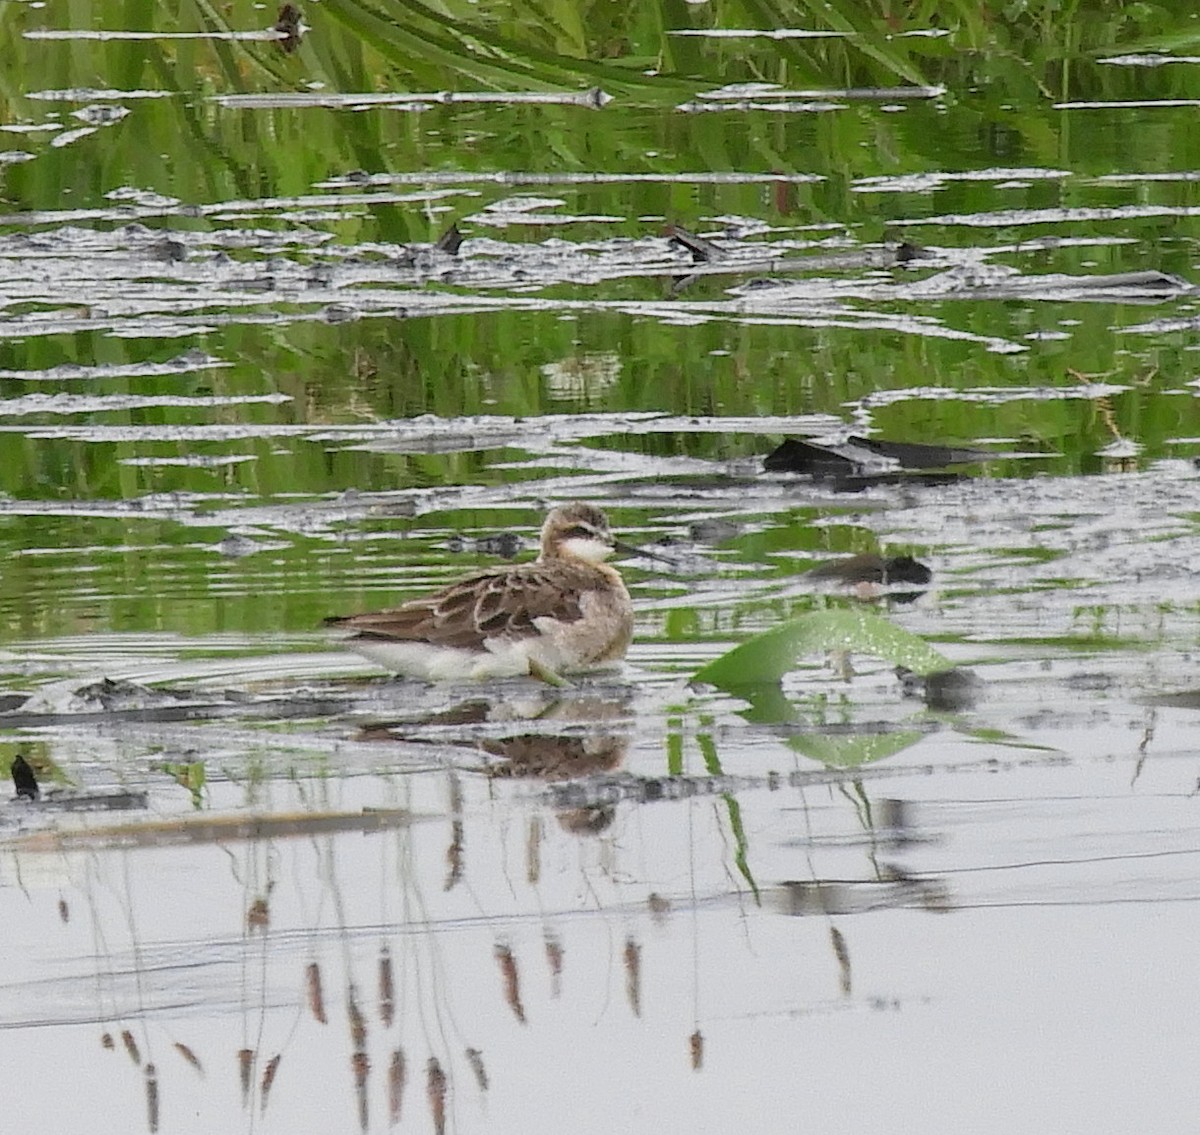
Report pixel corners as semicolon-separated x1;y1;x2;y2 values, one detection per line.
563;525;594;540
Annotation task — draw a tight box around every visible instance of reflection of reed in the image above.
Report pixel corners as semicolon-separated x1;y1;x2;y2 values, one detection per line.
16;686;911;1132
445;774;464;891
387;1049;407;1126
238;1048;253;1105
624;937;642;1017
352;1050;370;1132
145;1063;158;1133
348;985;367;1049
494;942;527;1024
830;926;852;995
427;1057;447;1135
306;960;327;1023
378;947;394;1027
261;1053;282;1113
545;933;563;998
465;1047;489;1092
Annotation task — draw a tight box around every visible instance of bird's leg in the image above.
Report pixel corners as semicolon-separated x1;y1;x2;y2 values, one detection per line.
527;659;573;689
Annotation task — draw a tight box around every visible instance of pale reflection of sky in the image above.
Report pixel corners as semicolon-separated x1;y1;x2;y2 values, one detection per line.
3;704;1200;1134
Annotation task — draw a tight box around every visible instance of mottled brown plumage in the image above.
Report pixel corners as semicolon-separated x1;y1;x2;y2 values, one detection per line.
326;503;633;680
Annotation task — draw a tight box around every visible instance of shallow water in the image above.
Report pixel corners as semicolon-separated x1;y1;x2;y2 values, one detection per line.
3;2;1200;1133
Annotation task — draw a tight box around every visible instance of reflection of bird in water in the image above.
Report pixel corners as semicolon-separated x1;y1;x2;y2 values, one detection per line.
355;693;632;782
483;732;627;781
327;503;634;683
808;552;932;605
556;805;616;835
353;690;629;837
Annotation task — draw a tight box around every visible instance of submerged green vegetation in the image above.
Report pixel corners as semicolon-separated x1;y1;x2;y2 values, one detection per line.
0;0;1198;652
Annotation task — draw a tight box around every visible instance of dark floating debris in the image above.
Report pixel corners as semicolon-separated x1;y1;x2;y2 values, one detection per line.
8;729;153;812
848;435;996;468
11;754;39;801
897;666;984;712
765;435;993;475
0;677;354;730
687;517;742;544
665;223;723;264
444;530;524;559
893;240;926;264
273;4;305;53
809;553;932;588
912;265;1191;299
433;223;463;256
764;434;995;491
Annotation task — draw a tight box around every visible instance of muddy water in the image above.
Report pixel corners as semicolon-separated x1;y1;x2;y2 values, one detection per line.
3;3;1200;1133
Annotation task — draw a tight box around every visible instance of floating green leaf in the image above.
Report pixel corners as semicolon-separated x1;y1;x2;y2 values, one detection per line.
693;608;951;690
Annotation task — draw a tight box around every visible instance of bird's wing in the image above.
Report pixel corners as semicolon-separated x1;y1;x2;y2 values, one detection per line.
327;564;589;649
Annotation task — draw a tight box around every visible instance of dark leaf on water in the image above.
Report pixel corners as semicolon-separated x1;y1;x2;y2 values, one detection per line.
274;4;305;53
763;435;995;482
434;223;463;256
848;435;996;468
11;754;39;800
664;223;722;264
762;438;857;477
809;553;932;587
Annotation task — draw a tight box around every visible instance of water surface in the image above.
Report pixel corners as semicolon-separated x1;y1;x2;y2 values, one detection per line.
3;2;1200;1132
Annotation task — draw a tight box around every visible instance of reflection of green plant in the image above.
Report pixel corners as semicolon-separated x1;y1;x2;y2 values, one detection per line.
155;760;208;808
696;728;758;899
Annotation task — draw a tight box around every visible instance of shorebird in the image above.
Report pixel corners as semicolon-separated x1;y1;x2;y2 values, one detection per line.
326;502;634;682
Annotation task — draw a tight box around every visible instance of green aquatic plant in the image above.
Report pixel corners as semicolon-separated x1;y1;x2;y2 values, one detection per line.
692;605;951;691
